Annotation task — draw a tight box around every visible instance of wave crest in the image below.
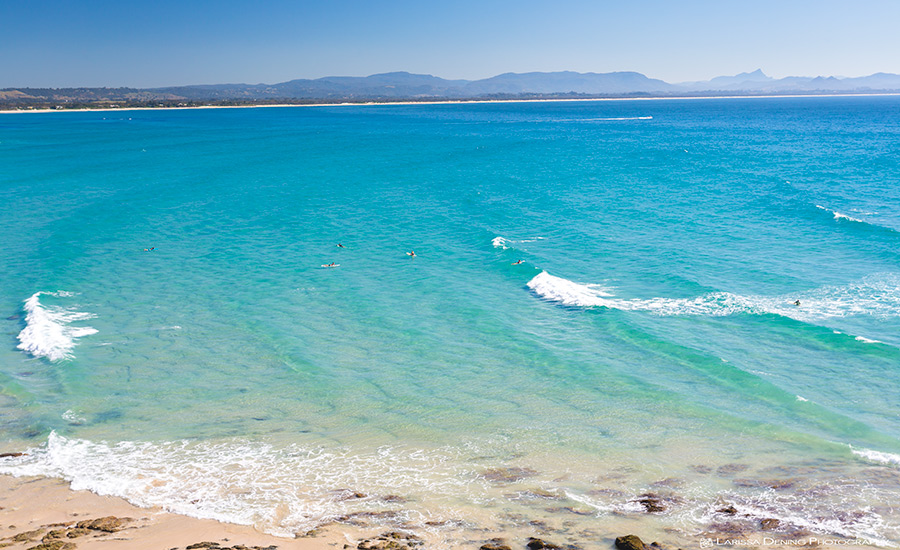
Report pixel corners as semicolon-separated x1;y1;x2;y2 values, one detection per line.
527;271;900;321
16;292;98;361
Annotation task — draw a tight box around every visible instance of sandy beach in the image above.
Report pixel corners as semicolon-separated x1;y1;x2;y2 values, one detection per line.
1;92;899;114
0;475;354;550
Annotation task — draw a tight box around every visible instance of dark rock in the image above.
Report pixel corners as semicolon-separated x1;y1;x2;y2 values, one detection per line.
690;464;713;474
25;542;76;550
75;516;131;532
716;506;738;515
42;530;66;541
526;538;561;549
186;543;221;549
760;518;780;530
13;529;45;542
0;452;24;458
635;494;666;513
481;467;538;483
356;531;423;550
614;535;646;550
381;495;407;503
480;538;512;550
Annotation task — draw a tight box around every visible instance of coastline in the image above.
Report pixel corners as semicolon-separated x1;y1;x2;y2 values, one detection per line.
2;92;899;114
0;474;418;550
0;474;350;550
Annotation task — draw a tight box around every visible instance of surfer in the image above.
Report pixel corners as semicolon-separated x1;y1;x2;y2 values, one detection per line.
327;262;337;267
337;243;345;248
406;251;416;257
512;260;524;265
143;247;155;252
794;300;801;306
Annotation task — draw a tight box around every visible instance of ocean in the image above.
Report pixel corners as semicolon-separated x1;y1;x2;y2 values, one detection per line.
1;97;899;547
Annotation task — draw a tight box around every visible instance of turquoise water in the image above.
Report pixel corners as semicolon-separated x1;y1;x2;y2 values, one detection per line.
1;98;900;547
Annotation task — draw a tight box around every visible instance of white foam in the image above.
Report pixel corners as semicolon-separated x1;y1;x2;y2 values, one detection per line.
796;395;809;402
16;292;98;361
492;236;545;250
62;410;87;425
0;432;471;537
850;446;900;466
492;236;510;249
816;205;864;223
527;271;900;324
855;336;882;344
526;271;614;307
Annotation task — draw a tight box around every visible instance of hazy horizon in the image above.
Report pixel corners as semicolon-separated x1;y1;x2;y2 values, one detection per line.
2;0;899;88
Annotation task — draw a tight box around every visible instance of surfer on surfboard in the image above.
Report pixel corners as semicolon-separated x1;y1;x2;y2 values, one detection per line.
512;260;524;265
406;251;416;257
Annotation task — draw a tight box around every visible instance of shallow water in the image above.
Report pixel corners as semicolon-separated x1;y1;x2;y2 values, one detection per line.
1;97;899;547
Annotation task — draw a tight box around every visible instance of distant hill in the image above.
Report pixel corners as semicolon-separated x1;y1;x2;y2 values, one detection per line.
676;70;900;93
3;70;900;108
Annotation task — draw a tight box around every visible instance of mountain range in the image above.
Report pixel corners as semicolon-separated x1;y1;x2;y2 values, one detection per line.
4;70;900;106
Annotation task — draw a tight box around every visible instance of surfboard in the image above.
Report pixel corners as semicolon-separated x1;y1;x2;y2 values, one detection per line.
321;264;340;268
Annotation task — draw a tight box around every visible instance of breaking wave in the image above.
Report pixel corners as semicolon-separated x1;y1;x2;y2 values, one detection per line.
850;446;900;466
526;271;900;322
16;292;98;361
0;432;471;537
492;236;545;250
817;204;865;223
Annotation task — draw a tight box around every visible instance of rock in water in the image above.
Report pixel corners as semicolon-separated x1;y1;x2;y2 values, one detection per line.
526;538;562;549
615;535;646;550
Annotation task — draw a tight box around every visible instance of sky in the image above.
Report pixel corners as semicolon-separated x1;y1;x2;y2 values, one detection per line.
2;0;899;88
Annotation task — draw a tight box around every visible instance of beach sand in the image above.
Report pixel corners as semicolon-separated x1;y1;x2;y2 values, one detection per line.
0;475;354;550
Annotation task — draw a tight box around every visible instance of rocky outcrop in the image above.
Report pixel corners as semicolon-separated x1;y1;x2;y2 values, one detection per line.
479;539;512;550
355;531;423;550
525;537;561;549
75;516;132;532
614;535;646;550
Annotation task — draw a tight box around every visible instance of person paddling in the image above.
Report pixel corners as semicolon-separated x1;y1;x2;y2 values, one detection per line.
512;259;524;265
406;251;416;257
794;300;801;306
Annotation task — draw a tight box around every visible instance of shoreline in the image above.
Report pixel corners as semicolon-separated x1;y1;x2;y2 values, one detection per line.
2;92;899;114
0;474;362;550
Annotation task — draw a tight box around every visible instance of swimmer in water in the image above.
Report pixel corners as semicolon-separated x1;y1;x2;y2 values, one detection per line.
143;247;155;252
512;259;524;265
407;251;416;257
337;243;345;248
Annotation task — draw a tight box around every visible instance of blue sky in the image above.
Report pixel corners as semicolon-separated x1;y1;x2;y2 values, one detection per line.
2;0;899;88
